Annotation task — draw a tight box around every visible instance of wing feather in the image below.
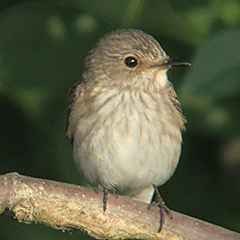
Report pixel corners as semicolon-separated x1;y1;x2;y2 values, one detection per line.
66;81;84;144
166;81;187;132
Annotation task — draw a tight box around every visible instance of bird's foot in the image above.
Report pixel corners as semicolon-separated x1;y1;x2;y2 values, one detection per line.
148;184;172;232
96;185;118;212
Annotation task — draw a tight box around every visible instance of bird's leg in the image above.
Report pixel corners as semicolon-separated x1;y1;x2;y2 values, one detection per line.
96;185;118;212
103;187;118;212
148;184;172;232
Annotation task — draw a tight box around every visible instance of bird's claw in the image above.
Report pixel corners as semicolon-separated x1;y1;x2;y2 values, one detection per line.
148;184;172;232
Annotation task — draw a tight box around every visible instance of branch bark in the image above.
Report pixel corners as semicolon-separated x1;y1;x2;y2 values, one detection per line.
0;172;239;240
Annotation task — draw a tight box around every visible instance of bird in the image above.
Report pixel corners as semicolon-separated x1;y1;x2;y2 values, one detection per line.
66;29;190;232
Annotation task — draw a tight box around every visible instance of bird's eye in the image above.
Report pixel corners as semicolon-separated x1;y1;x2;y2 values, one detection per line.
124;56;138;68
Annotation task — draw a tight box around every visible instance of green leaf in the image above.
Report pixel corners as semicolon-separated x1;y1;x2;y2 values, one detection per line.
182;29;240;98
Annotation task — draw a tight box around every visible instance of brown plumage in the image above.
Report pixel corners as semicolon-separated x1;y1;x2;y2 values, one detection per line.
66;29;190;232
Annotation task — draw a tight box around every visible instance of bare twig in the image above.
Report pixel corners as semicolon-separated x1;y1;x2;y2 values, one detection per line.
0;172;239;240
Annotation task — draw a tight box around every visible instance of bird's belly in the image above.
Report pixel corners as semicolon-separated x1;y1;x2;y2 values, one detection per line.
73;91;182;197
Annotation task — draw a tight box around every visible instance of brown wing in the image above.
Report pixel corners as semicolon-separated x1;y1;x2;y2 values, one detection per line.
66;81;84;145
166;81;187;132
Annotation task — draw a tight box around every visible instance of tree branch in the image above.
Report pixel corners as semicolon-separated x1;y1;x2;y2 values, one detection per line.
0;172;239;240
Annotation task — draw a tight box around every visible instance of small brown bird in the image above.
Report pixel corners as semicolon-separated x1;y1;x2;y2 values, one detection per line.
66;29;190;232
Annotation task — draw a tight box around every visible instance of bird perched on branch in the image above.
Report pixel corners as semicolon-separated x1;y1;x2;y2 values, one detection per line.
66;29;190;232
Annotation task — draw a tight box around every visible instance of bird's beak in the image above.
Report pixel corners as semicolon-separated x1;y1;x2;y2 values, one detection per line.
162;58;191;68
150;58;191;70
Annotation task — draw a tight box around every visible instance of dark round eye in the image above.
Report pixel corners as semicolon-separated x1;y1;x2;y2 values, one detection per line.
124;56;138;68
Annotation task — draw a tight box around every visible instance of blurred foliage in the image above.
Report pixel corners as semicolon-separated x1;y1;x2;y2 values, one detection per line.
0;0;240;239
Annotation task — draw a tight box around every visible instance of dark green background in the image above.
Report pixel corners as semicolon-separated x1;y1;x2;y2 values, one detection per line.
1;0;240;239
